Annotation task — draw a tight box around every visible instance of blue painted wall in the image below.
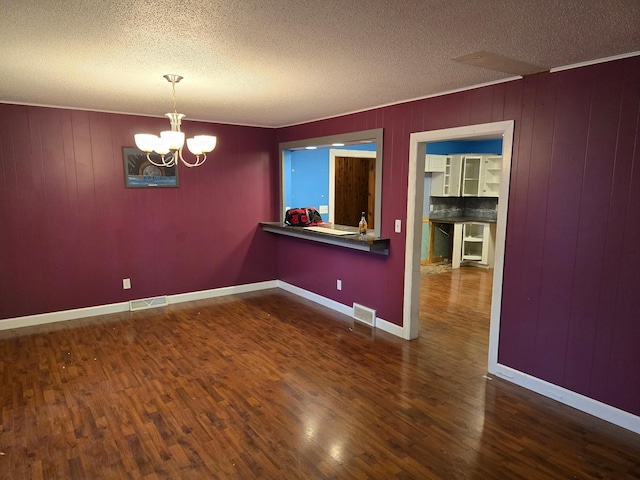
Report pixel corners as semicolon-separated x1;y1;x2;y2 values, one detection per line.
289;149;329;217
426;139;502;155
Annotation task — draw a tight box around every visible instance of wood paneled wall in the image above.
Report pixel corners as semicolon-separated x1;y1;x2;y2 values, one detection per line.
1;56;638;418
276;56;640;417
0;105;280;320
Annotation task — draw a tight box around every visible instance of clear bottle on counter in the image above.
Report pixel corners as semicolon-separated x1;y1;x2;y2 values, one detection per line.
358;212;368;237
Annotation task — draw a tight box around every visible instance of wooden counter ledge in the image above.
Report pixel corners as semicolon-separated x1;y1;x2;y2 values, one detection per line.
259;222;390;255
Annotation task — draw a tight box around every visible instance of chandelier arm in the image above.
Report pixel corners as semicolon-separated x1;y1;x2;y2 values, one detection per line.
178;149;207;167
178;148;197;167
145;153;166;167
145;153;176;168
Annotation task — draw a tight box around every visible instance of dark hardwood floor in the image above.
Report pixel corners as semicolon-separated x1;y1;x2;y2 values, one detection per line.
1;269;639;479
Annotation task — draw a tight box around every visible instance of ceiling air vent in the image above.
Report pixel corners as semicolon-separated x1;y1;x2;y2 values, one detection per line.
452;51;548;76
129;296;169;311
353;303;376;327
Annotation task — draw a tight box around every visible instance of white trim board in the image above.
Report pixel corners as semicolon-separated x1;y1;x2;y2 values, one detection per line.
0;301;130;331
169;280;279;304
0;279;402;339
277;280;403;338
549;51;640;73
280;77;522;128
493;364;640;435
0;279;404;336
403;120;514;363
0;281;278;332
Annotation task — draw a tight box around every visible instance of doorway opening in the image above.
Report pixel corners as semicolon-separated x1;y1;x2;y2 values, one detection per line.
403;121;514;374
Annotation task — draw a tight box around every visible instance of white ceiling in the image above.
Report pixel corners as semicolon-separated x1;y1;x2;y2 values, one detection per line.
1;0;639;128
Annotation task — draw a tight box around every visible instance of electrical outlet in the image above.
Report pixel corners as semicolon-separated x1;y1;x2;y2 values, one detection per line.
395;219;402;233
337;279;342;291
319;205;329;214
123;278;131;290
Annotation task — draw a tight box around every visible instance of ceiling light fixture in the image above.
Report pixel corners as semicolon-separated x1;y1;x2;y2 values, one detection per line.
134;74;217;168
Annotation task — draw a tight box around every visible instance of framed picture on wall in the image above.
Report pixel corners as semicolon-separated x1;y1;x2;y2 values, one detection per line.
122;147;179;188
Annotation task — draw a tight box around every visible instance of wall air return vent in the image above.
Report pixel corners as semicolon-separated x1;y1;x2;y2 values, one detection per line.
129;296;169;311
353;303;376;327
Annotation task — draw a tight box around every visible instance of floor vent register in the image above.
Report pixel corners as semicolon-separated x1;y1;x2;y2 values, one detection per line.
352;303;376;327
129;296;169;311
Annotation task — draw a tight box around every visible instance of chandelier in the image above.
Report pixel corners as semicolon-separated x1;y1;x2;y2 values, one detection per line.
134;74;217;168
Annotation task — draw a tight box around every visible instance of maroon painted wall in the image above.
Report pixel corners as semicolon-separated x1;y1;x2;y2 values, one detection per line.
1;56;638;418
0;105;279;319
276;56;640;416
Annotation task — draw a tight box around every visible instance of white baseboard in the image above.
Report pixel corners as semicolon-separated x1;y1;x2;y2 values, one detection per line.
276;281;403;338
168;280;279;304
374;317;404;337
492;363;640;435
277;280;352;316
0;280;279;332
1;280;401;337
0;301;130;331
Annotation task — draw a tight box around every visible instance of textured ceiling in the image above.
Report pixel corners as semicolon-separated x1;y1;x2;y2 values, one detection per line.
1;0;639;128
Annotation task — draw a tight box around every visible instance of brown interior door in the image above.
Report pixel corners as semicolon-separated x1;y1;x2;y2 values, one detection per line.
334;156;375;229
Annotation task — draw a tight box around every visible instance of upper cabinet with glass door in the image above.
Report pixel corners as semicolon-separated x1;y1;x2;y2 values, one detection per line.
426;138;503;198
462;154;502;197
431;153;501;197
461;155;482;196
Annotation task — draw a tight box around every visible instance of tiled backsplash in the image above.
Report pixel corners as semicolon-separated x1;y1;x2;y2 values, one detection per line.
429;197;498;221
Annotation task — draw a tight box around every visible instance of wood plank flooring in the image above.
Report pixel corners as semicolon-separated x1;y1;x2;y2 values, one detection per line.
1;268;639;479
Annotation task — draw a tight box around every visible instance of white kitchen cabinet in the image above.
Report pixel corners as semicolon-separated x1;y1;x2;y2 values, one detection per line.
481;155;502;196
452;222;496;269
462;223;487;262
461;155;482;196
425;154;448;173
461;154;502;197
432;154;500;197
431;155;461;196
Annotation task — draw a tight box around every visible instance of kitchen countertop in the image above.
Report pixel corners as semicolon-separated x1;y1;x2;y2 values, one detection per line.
428;216;497;224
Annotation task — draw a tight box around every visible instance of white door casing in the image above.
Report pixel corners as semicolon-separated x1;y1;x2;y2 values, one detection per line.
403;120;514;375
